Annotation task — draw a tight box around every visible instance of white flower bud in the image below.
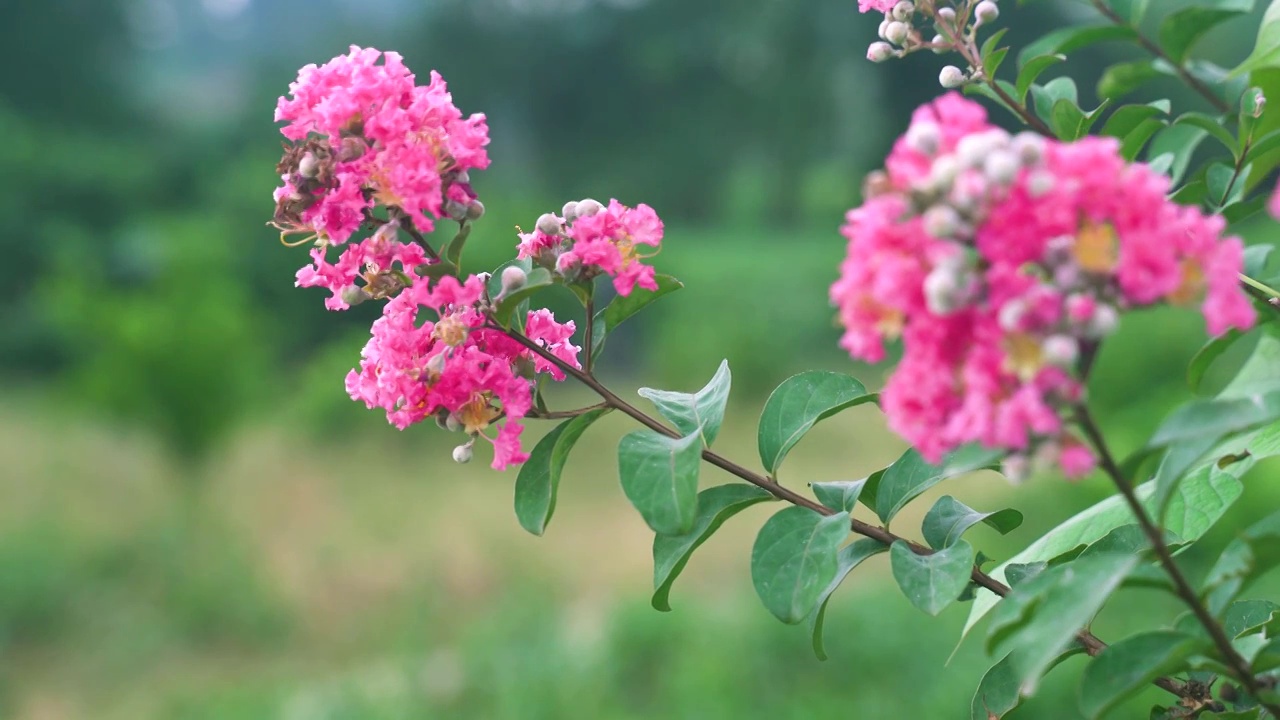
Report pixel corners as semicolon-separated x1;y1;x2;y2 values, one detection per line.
445;414;463;433
561;200;580;222
465;200;485;220
1053;263;1082;290
576;198;604;217
867;41;896;63
927;156;960;192
905;121;941;155
931;34;947;54
1086;304;1120;338
892;1;914;21
340;285;369;307
425;352;447;376
536;212;562;236
884;21;909;45
983;150;1021;185
923;205;961;238
940;65;966;89
501;266;528;294
974;0;999;25
298;152;320;179
998;299;1025;331
1011;132;1045;166
936;7;957;25
452;443;474;464
1027;170;1055;197
453;170;471;185
444;200;468;221
924;263;973;315
879;18;892;39
1042;334;1079;367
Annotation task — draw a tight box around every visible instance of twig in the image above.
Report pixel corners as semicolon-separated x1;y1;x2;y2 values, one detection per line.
1077;406;1280;713
584;294;596;372
489;315;1192;700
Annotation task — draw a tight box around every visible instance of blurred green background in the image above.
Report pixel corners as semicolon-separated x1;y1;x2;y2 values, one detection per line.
5;0;1280;717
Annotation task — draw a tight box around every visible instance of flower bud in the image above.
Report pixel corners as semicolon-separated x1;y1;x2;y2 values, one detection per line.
425;352;447;376
561;200;580;222
576;198;604;217
1053;263;1082;290
1247;87;1267;118
466;200;485;220
998;299;1026;331
884;21;909;45
298;152;320;179
536;212;562;236
501;266;528;294
1011;132;1045;166
939;65;966;89
444;199;468;221
434;409;451;430
337;136;368;162
452;442;474;464
892;1;914;21
878;18;891;39
974;0;999;26
1042;334;1079;367
453;170;471;185
1086;303;1120;338
927;156;960;192
1027;170;1055;197
930;34;947;54
862;169;892;198
923;205;961;238
445;413;463;433
936;7;957;26
1065;293;1096;324
905;121;941;155
983;150;1020;185
924;267;960;315
867;41;896;63
340;285;369;307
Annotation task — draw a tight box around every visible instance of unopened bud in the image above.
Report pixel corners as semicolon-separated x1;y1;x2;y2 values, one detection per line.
466;200;485;220
453;170;471;185
905;121;941;155
862;169;892;198
337;136;368;162
444;200;468;221
923;205;961;238
974;0;999;26
939;65;966;89
445;414;463;433
453;443;474;464
298;152;320;179
884;21;909;45
998;299;1026;331
927;156;960;192
340;285;369;307
867;41;896;63
936;7;957;25
536;212;562;236
561;200;580;222
892;1;914;21
983;150;1020;185
931;34;947;54
1086;304;1120;338
1027;170;1055;197
425;352;447;376
878;18;892;40
1247;87;1267;118
575;198;604;217
501;266;528;294
434;409;451;430
1042;334;1079;367
1011;132;1045;165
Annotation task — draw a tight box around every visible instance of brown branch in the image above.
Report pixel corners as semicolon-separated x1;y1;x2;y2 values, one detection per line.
489;316;1191;699
1077;406;1279;713
528;402;610;420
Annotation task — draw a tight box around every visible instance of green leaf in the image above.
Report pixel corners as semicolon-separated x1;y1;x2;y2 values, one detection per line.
756;371;876;477
890;539;975;616
651;484;775;611
1147;390;1280;449
638;360;732;447
1175;113;1240;157
873;445;1003;524
988;552;1139;695
1146;124;1210;185
1230;0;1280;77
971;646;1086;719
811;479;868;513
1079;631;1207;719
985;47;1011;80
617;429;703;535
1017;54;1065;102
1101;101;1170;140
590;274;683;358
751;507;851;624
1245;244;1275;279
1098;60;1162;101
1050;98;1090;140
1223;599;1279;638
1150;435;1220;519
513;408;612;536
922;496;1023;549
492;267;553;325
1203;509;1280;612
1107;0;1150;24
1031;77;1079;126
1158;1;1255;65
808;539;886;660
1189;330;1247;394
1017;26;1137;69
444;222;471;267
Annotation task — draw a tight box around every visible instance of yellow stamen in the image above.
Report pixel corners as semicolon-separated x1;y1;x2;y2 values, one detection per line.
1004;333;1044;381
1073;222;1119;274
1169;259;1206;305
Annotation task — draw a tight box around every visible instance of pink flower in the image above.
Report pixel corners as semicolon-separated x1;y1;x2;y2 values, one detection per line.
525;309;582;380
1270;180;1280;220
521;199;664;296
831;93;1255;479
857;0;896;12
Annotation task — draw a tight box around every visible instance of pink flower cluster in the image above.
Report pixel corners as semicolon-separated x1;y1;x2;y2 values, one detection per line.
831;93;1255;480
273;46;490;310
345;274;582;470
517;199;664;296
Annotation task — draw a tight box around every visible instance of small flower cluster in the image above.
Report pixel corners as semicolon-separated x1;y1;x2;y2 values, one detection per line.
517;199;664;296
831;94;1255;480
273;46;490;310
861;0;999;90
345;273;582;470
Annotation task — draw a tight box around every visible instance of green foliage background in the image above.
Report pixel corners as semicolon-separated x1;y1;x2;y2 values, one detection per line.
3;0;1280;717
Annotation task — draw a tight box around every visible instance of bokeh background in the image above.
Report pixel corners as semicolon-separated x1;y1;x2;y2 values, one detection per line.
6;0;1280;718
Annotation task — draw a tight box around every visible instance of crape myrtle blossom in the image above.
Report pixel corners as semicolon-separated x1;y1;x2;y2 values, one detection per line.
517;199;664;296
345;274;582;470
272;46;490;310
830;93;1255;480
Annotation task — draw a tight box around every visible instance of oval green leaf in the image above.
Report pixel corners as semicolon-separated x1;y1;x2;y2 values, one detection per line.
638;360;731;447
591;274;683;358
811;479;869;513
751;506;850;624
889;539;974;616
756;371;876;477
873;445;1003;524
617;428;703;535
513;407;612;535
922;496;1023;550
809;539;886;660
1079;631;1207;719
651;484;776;611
